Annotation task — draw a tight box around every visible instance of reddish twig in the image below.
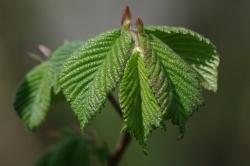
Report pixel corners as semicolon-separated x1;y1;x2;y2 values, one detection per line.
108;132;131;166
107;94;123;117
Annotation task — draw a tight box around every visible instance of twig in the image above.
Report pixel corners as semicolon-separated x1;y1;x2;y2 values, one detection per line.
107;94;122;117
107;93;132;166
108;132;131;166
28;52;44;62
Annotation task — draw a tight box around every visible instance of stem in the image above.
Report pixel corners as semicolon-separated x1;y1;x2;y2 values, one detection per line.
107;94;122;117
108;132;131;166
107;94;132;166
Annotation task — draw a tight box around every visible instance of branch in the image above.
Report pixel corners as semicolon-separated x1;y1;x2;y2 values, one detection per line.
107;93;132;166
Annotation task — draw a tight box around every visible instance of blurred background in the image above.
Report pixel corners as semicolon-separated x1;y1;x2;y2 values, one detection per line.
1;0;250;166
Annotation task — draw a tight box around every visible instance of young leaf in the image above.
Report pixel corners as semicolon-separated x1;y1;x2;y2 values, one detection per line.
145;26;219;92
119;36;171;145
49;41;83;93
60;30;134;129
14;62;51;130
148;34;203;133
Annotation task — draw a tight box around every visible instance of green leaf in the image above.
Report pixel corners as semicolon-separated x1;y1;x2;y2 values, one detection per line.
60;30;134;129
119;35;171;145
36;132;109;166
49;41;83;94
14;62;51;130
145;26;219;92
147;34;203;133
36;151;53;166
36;136;90;166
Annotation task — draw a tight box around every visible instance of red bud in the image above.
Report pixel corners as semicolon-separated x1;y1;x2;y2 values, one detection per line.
121;6;132;30
38;44;51;57
136;17;144;33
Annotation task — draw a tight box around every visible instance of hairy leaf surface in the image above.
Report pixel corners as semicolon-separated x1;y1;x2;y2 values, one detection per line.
119;35;171;145
145;26;219;92
49;41;83;93
13;10;220;150
60;30;134;128
148;34;203;133
14;62;51;130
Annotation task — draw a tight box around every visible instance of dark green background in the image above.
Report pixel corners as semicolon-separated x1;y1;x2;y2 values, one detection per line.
1;0;250;166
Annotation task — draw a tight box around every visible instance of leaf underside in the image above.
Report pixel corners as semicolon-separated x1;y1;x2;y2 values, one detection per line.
14;62;51;130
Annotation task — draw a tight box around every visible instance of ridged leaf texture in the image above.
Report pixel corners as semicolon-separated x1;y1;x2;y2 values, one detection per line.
119;35;171;145
14;62;51;130
59;30;134;128
146;33;203;133
14;24;219;147
49;41;83;93
145;26;219;92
